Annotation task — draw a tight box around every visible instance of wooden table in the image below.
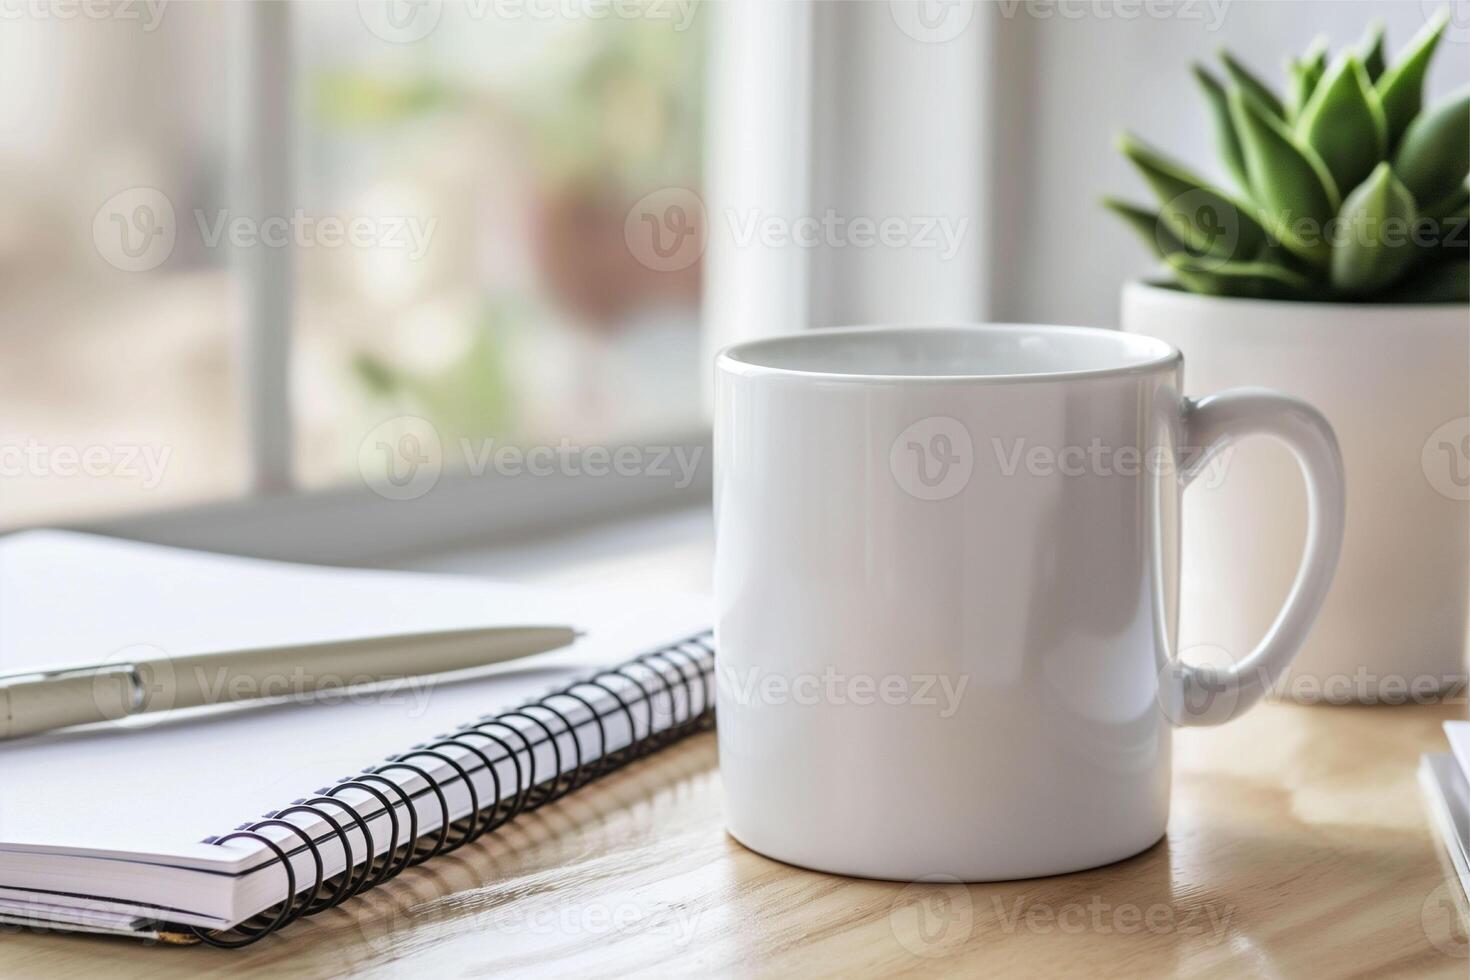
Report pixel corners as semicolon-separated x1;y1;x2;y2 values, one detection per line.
4;697;1467;979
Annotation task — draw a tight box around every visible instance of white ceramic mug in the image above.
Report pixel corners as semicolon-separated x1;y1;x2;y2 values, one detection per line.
713;324;1345;881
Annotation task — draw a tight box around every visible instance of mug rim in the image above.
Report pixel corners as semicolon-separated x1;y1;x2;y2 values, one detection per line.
716;323;1181;385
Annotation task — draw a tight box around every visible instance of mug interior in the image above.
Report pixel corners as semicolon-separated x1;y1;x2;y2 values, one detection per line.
719;325;1178;382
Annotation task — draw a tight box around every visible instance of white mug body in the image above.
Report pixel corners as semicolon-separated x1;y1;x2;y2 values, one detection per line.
714;326;1186;881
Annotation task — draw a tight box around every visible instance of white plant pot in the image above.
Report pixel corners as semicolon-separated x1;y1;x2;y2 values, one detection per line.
1122;281;1469;703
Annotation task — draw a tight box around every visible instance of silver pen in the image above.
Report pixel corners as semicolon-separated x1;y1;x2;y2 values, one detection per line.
0;625;579;739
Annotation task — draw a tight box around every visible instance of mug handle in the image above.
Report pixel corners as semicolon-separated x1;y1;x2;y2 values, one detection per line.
1160;387;1346;727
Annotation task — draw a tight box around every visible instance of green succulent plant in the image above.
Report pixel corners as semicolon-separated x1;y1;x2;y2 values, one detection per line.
1106;11;1468;303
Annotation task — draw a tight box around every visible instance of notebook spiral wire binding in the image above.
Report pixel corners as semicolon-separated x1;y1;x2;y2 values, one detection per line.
183;631;715;948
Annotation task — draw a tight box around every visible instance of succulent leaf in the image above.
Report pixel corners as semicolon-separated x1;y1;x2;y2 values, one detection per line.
1376;8;1449;148
1192;65;1250;193
1393;87;1470;211
1330;163;1419;293
1220;50;1286;119
1165;254;1315;300
1229;88;1340;266
1286;37;1329;120
1359;21;1386;83
1116;133;1267;260
1295;54;1388;199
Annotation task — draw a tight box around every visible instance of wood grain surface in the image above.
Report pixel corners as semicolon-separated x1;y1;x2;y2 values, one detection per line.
3;698;1467;979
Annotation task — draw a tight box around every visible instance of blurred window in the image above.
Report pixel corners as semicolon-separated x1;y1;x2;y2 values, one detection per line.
0;3;243;527
295;1;707;488
0;0;708;528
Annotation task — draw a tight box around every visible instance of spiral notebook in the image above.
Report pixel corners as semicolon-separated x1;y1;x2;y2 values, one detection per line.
0;531;713;946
